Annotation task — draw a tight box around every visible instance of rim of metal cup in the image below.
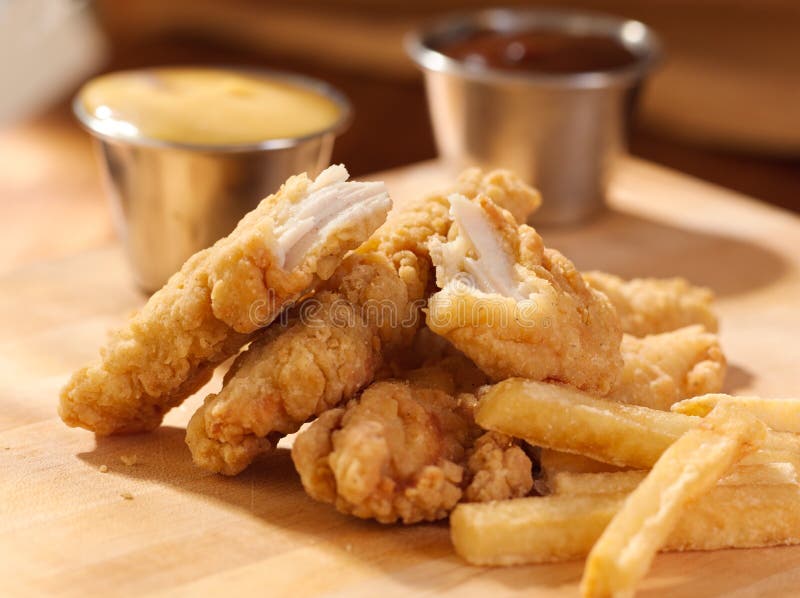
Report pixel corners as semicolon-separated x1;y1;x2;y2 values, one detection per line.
72;66;353;153
405;7;662;89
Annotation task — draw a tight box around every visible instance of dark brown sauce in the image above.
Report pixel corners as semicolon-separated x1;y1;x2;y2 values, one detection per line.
438;30;638;74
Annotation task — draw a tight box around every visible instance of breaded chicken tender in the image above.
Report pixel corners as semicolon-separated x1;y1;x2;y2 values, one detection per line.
426;194;623;394
583;271;718;337
455;168;542;225
292;381;473;524
59;165;391;435
609;325;726;410
185;291;381;475
463;431;535;503
401;353;489;396
291;378;533;524
376;325;490;392
187;170;541;474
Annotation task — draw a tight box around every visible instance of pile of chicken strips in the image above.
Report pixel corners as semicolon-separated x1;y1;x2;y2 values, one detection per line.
60;165;800;597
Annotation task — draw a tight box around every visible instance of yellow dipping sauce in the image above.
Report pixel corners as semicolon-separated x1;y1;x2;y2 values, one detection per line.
79;68;343;146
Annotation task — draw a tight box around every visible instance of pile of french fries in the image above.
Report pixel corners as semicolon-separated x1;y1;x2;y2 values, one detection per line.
450;379;800;597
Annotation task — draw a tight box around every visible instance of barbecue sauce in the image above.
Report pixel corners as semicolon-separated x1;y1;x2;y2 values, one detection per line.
438;30;638;74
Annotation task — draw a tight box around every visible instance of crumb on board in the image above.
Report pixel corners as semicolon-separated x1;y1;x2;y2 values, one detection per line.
120;454;140;466
120;492;134;500
345;543;353;553
99;465;109;473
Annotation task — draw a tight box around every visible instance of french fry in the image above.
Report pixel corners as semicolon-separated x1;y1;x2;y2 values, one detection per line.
551;470;647;495
451;494;621;566
476;379;695;468
580;405;766;598
673;394;800;434
743;448;800;470
450;484;800;566
551;462;797;495
765;430;800;456
539;449;626;477
539;449;628;495
476;379;796;468
721;462;798;485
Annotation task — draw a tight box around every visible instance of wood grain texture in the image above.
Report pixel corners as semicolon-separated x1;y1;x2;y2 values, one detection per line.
0;110;112;275
1;158;799;597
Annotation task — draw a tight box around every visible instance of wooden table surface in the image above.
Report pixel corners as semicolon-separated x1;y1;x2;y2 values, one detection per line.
1;157;800;597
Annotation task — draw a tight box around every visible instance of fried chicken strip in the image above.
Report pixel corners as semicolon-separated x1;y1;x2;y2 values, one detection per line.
463;429;536;504
426;194;623;394
292;381;472;524
187;170;541;474
374;324;491;391
609;325;726;410
60;165;391;435
583;271;718;336
291;376;533;524
185;291;381;474
454;167;542;225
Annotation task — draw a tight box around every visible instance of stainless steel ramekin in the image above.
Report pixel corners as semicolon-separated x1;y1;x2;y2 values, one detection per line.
406;9;660;225
74;67;351;292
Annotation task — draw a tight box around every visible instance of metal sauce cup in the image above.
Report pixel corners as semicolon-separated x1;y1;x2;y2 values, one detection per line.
406;9;660;225
74;68;351;292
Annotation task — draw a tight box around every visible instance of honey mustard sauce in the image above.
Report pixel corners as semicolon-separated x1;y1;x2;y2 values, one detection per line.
79;68;342;145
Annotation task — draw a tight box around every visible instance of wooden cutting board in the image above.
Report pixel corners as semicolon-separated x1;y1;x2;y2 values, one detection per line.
1;158;799;597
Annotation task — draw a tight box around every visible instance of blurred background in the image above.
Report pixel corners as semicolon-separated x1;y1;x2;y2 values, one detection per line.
1;0;799;273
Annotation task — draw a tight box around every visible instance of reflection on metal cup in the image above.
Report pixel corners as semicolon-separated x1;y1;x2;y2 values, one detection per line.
74;68;351;292
406;9;660;226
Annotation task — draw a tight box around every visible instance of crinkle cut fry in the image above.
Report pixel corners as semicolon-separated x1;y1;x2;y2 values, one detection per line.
60;165;390;435
187;170;542;475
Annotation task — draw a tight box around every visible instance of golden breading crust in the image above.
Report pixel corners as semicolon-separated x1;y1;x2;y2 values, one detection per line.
59;166;390;435
609;325;727;410
455;168;542;225
186;291;381;475
464;431;534;503
291;378;533;524
292;381;472;524
186;196;448;474
583;271;718;337
375;327;491;393
187;170;541;475
427;195;623;395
